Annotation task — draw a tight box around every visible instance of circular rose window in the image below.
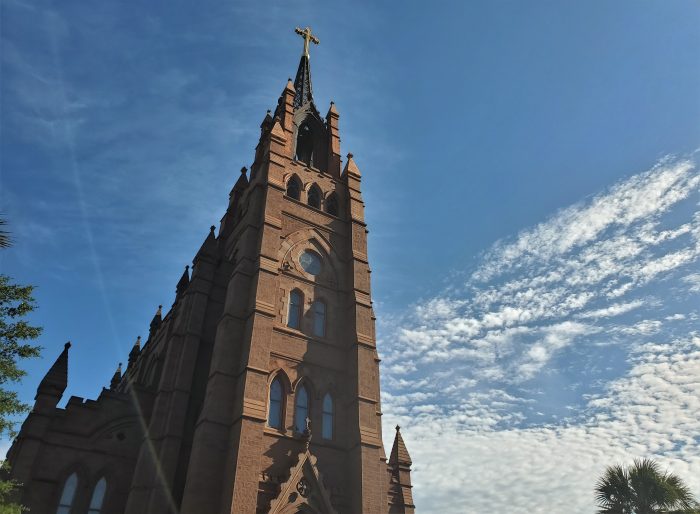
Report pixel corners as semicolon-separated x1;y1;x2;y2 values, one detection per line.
299;251;322;275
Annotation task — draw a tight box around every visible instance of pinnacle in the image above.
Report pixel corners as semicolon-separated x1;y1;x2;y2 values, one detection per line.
343;153;361;178
389;424;412;466
38;341;71;395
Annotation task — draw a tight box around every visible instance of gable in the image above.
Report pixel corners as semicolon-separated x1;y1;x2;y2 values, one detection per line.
268;450;337;514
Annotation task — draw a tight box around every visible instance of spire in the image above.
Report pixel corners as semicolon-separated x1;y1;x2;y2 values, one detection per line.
37;341;71;398
389;425;412;466
128;336;141;367
110;362;122;390
149;305;162;339
293;27;319;109
175;265;190;298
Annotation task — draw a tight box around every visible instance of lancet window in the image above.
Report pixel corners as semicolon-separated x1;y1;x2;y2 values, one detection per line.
325;192;339;216
296;122;314;166
268;377;284;429
87;477;107;514
322;393;334;440
312;300;326;337
286;175;302;201
308;185;321;209
56;473;78;514
288;289;303;329
295;385;309;433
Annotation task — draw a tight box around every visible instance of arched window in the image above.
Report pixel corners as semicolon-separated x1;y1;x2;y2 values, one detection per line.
325;193;339;216
312;301;326;337
268;377;284;429
288;290;303;329
307;185;321;209
286;176;302;201
56;473;78;514
295;385;309;433
296;122;314;166
322;393;334;440
88;477;107;514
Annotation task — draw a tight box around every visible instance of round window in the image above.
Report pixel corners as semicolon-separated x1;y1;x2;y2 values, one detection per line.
299;251;322;275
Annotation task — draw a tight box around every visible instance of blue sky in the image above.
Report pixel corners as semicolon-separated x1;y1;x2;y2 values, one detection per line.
1;1;699;512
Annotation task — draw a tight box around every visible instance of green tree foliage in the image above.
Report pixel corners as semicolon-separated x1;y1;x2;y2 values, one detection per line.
0;275;42;438
0;219;42;511
595;458;700;514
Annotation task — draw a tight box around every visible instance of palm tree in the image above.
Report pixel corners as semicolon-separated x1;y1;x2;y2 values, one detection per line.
595;458;699;514
0;218;9;248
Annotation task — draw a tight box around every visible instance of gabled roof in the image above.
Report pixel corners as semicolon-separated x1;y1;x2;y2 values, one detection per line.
268;449;337;514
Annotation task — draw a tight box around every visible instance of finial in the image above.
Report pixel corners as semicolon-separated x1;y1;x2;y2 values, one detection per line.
135;336;141;347
64;341;71;350
185;265;189;271
210;225;216;233
117;362;122;373
330;101;334;105
301;416;312;451
156;305;162;315
240;166;247;174
347;152;354;159
396;424;401;431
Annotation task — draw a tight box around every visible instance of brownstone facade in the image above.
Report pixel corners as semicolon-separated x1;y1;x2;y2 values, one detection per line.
6;35;415;514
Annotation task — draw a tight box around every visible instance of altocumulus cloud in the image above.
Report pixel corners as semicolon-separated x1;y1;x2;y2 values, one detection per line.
379;156;700;514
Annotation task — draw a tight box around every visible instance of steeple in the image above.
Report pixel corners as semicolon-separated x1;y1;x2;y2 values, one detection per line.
293;27;319;109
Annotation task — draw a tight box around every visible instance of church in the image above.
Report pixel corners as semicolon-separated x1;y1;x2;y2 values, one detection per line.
6;28;415;514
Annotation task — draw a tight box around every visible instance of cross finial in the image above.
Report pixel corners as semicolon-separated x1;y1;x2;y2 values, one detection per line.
294;26;319;58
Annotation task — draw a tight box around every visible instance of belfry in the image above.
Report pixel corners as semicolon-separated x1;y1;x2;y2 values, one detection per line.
6;28;415;514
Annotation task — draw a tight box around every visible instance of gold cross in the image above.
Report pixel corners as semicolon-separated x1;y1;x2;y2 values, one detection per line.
295;26;319;58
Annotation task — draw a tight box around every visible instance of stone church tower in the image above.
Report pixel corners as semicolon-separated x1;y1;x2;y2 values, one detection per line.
6;28;415;514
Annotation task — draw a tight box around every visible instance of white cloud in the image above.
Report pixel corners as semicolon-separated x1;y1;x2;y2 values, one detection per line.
380;156;700;513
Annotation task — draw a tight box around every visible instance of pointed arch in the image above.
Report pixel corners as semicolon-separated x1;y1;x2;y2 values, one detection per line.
311;300;326;337
288;289;304;329
294;383;310;433
322;393;334;440
295;121;315;166
324;192;339;216
56;472;78;514
307;184;321;209
87;477;107;514
286;175;302;201
268;376;285;429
